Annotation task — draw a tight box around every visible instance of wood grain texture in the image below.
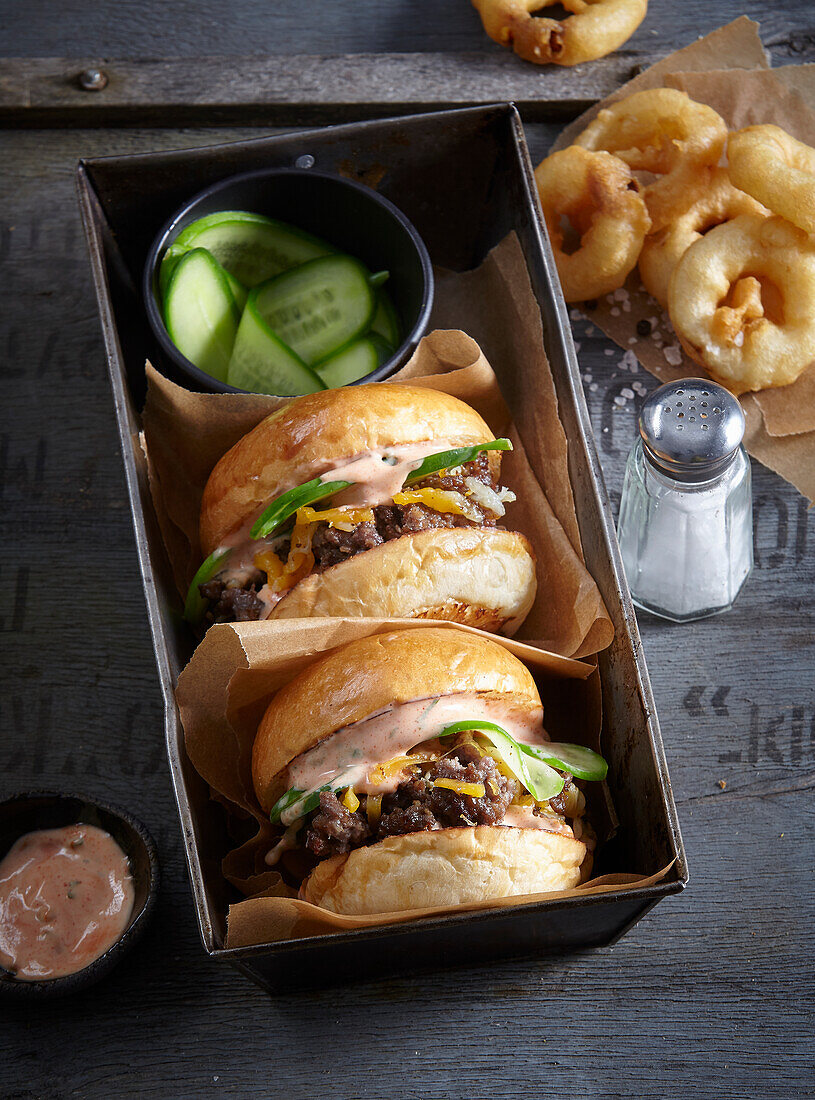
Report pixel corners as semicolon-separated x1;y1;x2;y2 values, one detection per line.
0;54;642;127
2;1;815;1093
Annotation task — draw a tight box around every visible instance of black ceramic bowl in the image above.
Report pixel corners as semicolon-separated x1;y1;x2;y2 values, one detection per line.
143;167;434;395
0;792;159;999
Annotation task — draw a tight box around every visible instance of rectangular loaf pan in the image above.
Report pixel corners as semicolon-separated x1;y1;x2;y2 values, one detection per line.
77;103;687;992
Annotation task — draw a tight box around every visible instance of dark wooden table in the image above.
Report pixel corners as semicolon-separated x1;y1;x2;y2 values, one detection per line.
3;4;814;1097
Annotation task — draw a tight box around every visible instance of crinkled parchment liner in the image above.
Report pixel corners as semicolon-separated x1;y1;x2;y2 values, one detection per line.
143;232;613;659
175;618;671;948
552;17;815;501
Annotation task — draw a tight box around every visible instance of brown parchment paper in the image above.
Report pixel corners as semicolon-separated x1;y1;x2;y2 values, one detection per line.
550;22;815;502
174;617;671;947
143;233;613;659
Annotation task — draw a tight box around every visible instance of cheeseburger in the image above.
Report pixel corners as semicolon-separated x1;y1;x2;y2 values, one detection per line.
185;384;536;634
252;628;606;915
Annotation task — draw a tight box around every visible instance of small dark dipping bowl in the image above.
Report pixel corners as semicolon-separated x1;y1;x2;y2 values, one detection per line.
0;792;159;999
144;167;435;394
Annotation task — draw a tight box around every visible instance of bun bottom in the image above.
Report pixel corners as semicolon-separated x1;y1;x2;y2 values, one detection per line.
269;527;537;637
300;826;587;915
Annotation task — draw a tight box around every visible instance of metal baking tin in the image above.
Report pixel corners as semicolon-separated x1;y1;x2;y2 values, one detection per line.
76;104;687;992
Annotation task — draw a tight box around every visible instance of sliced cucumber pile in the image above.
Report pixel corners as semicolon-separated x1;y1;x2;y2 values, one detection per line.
158;211;402;395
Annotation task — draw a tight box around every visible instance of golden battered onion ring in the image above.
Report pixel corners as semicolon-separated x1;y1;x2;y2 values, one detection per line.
728;125;815;235
471;0;648;66
668;215;815;393
574;89;728;231
534;146;651;303
639;167;769;306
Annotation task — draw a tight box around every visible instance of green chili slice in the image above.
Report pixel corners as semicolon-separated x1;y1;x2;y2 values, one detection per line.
520;742;608;782
439;720;564;802
250;477;354;540
404;438;512;485
270;767;358;826
183;548;232;625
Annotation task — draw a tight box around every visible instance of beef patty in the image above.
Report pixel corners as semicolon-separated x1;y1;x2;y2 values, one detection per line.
302;743;576;862
202;453;503;624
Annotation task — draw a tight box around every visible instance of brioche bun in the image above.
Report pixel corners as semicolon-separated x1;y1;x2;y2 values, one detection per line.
268;527;536;637
252;626;541;814
300;826;587;915
201;384;494;554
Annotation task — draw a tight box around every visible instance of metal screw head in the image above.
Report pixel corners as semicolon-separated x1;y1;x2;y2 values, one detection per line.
79;68;108;92
639;377;745;481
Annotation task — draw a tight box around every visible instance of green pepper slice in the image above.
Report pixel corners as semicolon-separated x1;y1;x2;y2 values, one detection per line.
521;742;608;782
270;767;358;826
404;438;512;485
439;720;564;802
250;477;354;540
183;548;232;625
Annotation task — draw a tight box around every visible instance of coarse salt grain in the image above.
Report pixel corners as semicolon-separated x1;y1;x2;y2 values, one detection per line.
621;387;635;399
583;373;592;383
613;288;628;301
590;383;599;392
622;350;639;372
604;348;614;356
629;337;638;345
614;395;627;407
663;345;683;366
611;307;621;316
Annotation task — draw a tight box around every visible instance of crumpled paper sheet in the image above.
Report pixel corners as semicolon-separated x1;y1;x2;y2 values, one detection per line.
174;618;671;947
143;232;613;659
550;18;815;502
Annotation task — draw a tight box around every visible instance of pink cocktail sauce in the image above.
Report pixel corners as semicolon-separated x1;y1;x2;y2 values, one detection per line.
0;824;135;981
283;693;548;817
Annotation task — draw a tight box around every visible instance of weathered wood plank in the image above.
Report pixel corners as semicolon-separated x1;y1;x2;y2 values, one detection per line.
1;120;813;1097
0;54;642;127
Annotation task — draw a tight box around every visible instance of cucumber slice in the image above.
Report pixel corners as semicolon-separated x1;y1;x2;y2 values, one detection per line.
227;291;326;396
161;249;247;310
162;211;333;288
163;248;241;383
253;254;375;365
370;289;401;346
314;334;393;388
224;270;248;311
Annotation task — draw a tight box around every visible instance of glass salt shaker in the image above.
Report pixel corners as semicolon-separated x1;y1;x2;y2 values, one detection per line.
616;378;753;622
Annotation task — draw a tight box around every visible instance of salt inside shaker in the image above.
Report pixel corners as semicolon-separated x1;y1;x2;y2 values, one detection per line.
616;378;753;622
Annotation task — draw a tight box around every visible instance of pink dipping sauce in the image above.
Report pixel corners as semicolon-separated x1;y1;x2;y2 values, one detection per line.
0;824;135;981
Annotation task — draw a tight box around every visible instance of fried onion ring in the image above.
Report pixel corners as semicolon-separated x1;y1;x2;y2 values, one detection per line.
639;167;769;306
668;215;815;393
573;89;728;231
535;146;651;302
728;125;815;235
471;0;648;66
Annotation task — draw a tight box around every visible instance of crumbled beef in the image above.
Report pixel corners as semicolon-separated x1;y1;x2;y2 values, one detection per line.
301;748;517;862
304;791;371;859
547;775;575;818
309;454;499;570
200;579;264;623
340;747;517;846
297;746;575;865
311;519;384;569
419;449;495;493
207;454;506;620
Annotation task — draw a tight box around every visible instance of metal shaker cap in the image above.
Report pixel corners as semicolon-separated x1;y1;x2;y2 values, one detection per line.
638;378;745;481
